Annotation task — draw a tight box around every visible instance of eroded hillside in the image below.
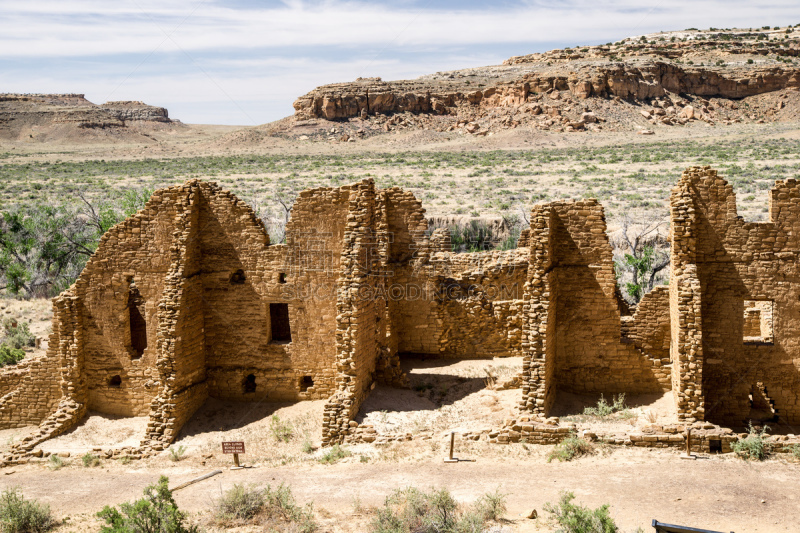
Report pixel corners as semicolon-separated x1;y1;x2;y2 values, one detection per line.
289;26;800;139
0;93;177;143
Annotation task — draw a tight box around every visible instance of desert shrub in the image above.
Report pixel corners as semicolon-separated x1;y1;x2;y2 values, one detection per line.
214;483;316;532
81;452;100;468
789;444;800;461
301;439;314;454
548;433;595;462
448;221;494;253
583;394;627;418
733;423;772;460
369;486;504;533
318;444;351;464
2;319;35;349
0;189;151;299
544;491;617;533
0;345;24;367
97;475;197;533
0;488;56;533
473;488;507;521
168;445;186;462
269;415;294;443
47;455;64;471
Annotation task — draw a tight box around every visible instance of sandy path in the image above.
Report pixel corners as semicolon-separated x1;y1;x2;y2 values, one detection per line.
2;446;798;532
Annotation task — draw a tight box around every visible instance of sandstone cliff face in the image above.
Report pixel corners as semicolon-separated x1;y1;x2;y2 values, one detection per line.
100;101;170;122
293;27;800;121
294;63;800;120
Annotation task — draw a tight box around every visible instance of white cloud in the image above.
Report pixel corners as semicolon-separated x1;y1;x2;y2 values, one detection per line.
1;0;799;123
2;0;798;57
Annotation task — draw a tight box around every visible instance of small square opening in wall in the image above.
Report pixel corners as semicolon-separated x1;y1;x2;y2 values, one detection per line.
300;375;314;392
270;303;292;343
243;374;257;394
109;375;122;388
709;439;722;454
743;300;774;344
230;269;246;284
278;272;287;284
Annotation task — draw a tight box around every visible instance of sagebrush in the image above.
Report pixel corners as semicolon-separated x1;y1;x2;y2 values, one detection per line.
369;486;506;533
214;482;316;532
544;491;617;533
732;423;771;460
97;475;198;533
548;433;595;463
0;487;56;533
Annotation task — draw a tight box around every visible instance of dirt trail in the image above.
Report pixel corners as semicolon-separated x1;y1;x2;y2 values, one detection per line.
1;447;798;532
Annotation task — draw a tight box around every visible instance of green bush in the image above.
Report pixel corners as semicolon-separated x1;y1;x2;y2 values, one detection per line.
47;455;64;471
733;423;772;461
98;475;198;533
214;483;316;532
583;394;627;418
269;415;294;443
0;345;24;367
168;445;186;462
318;444;351;464
0;487;56;533
81;452;100;468
544;491;617;533
2;319;35;350
548;433;595;462
369;487;504;533
473;488;507;521
790;444;800;461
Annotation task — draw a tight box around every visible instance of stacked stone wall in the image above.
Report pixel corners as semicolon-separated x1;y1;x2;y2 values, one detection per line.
522;200;671;416
672;167;800;426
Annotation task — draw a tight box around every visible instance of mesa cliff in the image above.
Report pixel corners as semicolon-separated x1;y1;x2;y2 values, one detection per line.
291;27;800;137
0;93;173;142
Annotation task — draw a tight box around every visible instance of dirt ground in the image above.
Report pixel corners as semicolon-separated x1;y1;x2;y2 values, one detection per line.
2;426;799;532
2;354;799;532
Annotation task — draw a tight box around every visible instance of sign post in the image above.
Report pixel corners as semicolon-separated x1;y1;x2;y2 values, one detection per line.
222;441;246;469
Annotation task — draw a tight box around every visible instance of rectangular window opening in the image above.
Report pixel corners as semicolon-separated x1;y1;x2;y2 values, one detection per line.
300;375;314;392
278;272;287;284
270;303;292;343
130;304;147;358
708;439;722;454
743;300;774;345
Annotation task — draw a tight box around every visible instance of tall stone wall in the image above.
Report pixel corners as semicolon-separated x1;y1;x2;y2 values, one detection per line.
324;180;382;444
521;200;671;416
671;167;800;426
4;167;799;453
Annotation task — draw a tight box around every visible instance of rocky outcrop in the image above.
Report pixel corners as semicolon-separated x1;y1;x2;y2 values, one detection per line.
293;62;800;120
100;101;170;122
293;27;800;121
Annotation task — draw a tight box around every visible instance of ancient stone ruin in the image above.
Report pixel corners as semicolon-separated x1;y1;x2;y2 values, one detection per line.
1;166;799;456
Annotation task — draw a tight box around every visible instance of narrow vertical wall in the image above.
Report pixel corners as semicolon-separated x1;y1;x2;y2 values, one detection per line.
323;179;381;445
520;204;556;415
4;293;87;453
143;184;208;448
669;174;704;422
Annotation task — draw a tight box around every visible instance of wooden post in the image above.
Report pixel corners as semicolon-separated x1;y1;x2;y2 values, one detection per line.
449;432;455;460
686;427;691;455
680;427;696;460
444;431;458;463
233;453;240;467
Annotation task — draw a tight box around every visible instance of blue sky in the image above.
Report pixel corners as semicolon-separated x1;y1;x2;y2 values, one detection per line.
2;0;799;125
